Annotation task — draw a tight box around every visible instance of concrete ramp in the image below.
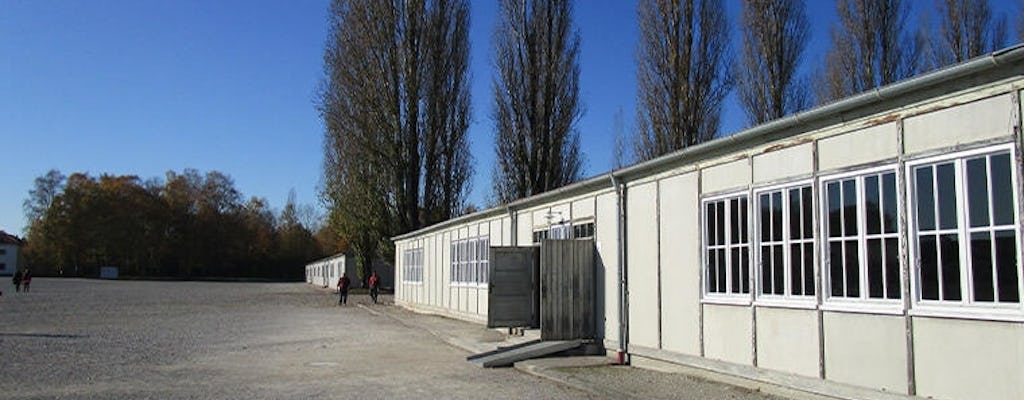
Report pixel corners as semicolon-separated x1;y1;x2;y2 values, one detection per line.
467;339;582;368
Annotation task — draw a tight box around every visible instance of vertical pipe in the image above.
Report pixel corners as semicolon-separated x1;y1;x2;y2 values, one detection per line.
896;117;917;396
611;174;629;364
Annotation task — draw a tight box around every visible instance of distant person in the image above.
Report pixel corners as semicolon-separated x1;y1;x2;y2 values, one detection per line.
337;273;351;306
21;269;32;293
368;271;381;304
12;269;22;293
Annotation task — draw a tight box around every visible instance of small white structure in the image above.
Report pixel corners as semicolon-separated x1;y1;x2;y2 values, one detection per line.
99;266;119;279
393;46;1024;400
305;252;395;289
0;230;23;276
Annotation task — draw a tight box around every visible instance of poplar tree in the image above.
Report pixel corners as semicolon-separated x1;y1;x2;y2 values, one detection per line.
633;0;732;161
492;0;584;203
931;0;1008;66
736;0;809;125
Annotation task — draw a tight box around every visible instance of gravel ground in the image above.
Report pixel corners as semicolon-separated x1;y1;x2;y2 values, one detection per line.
0;278;595;399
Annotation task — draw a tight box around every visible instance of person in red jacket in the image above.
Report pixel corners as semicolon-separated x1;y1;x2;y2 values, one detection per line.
368;271;381;304
337;273;351;306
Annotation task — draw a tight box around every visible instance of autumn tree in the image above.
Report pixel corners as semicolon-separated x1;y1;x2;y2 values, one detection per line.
815;0;920;104
633;0;732;161
736;0;809;125
930;0;1008;67
492;0;584;203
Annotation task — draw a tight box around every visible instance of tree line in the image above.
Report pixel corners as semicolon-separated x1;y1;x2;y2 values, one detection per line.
323;0;1023;270
22;169;331;280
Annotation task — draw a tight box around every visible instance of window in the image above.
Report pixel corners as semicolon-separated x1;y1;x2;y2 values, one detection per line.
451;236;490;285
823;169;901;301
704;194;750;296
756;184;815;299
533;222;573;243
402;248;423;283
572;221;595;239
910;147;1021;306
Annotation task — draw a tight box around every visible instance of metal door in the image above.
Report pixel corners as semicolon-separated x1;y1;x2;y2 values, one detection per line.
487;247;539;328
540;239;596;340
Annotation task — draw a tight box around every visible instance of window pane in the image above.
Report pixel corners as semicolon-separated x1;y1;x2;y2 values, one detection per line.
885;238;900;299
771;192;783;241
731;248;741;293
760;194;771;242
865;175;881;235
830;242;843;297
940;234;961;301
916;167;936;231
772;244;784;295
868;238;884;298
717;249;727;292
741;248;750;293
761;246;772;295
842;179;858;236
731;199;740;244
990;153;1014;226
882;173;898;234
740;198;749;243
937;163;958;230
845;241;860;297
966;157;991;228
828;182;842;237
970;232;994;302
802;187;813;239
920;235;939;300
790;243;803;296
995;229;1019;302
706;203;716;246
716;202;726;245
804;243;815;296
707;250;718;292
789;189;801;240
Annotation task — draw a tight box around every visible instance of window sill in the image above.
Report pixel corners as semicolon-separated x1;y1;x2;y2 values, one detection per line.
701;296;752;307
753;298;818;310
910;304;1024;323
450;283;488;289
401;281;424;286
819;301;904;316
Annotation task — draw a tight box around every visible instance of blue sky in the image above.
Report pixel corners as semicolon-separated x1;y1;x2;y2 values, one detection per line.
1;1;1019;237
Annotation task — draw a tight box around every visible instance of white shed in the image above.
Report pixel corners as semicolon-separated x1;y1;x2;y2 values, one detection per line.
0;230;23;276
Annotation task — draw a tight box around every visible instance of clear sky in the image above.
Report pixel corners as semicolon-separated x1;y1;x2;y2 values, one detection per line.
1;1;1020;237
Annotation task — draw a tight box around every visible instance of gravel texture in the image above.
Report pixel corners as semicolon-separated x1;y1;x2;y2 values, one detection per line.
0;278;595;399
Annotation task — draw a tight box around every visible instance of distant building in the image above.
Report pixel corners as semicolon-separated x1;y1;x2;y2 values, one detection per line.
0;230;24;276
305;252;394;289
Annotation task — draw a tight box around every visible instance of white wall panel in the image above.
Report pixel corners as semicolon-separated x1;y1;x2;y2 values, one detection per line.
517;211;533;246
755;307;819;377
596;192;620;346
817;123;898;171
572;197;595;220
904;94;1013;154
701;159;751;193
658;172;701;355
627;181;660;348
822;312;907;393
752;143;813;183
702;304;753;365
914;317;1024;400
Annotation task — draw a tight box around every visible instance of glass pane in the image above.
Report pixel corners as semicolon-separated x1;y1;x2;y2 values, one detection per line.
772;192;783;241
827;182;841;237
845;241;860;297
790;243;803;296
760;194;771;242
761;246;772;295
740;198;749;243
789;189;801;240
916;167;936;231
865;175;881;235
990;153;1014;226
718;249;727;292
937;163;958;230
731;248;741;293
867;238;884;298
940;234;961;301
885;238;900;299
830;242;843;297
882;172;898;234
802;187;813;239
706;203;716;246
716;202;726;245
995;229;1019;302
842;179;858;236
741;248;750;293
772;244;784;295
731;199;740;244
707;250;718;292
970;232;994;302
966;157;991;228
920;235;939;300
804;243;815;296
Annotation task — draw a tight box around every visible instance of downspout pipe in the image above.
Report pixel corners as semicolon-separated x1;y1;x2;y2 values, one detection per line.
611;174;628;364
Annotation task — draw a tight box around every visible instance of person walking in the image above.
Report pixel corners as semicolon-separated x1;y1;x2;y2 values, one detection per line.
368;271;381;304
337;273;351;306
21;269;32;293
12;269;22;293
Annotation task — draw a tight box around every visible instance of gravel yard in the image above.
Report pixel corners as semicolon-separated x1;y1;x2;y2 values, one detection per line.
0;278;593;400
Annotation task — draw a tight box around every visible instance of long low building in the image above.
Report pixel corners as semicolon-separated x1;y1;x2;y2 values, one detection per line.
392;45;1024;400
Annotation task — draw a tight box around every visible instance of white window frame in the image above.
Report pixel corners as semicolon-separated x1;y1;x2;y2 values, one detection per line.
702;192;752;304
907;144;1024;321
753;181;817;307
819;164;904;314
450;235;490;287
402;246;424;284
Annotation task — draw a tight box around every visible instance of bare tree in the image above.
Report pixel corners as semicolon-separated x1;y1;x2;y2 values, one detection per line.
633;0;732;162
611;107;630;169
815;0;920;104
319;0;473;267
492;0;584;203
932;0;1008;66
1019;0;1024;42
736;0;809;125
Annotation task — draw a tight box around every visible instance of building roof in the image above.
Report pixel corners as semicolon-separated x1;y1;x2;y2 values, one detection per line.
0;230;24;246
